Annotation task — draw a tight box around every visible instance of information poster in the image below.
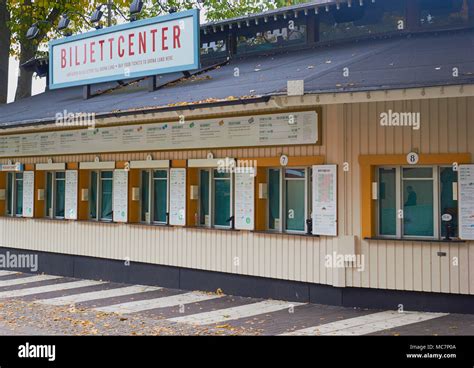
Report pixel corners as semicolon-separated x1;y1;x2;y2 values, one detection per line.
0;111;318;157
234;169;255;230
65;170;78;220
169;168;186;226
312;165;337;236
22;171;34;218
113;170;128;223
459;164;474;240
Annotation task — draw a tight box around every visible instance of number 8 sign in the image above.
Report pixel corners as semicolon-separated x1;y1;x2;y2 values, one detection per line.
406;152;419;165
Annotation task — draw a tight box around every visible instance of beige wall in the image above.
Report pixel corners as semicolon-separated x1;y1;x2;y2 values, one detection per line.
0;95;473;295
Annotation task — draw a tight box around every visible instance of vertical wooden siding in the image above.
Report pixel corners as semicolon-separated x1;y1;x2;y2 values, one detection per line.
0;97;473;295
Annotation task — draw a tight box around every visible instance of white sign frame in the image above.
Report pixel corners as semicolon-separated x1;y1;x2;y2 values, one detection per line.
22;171;35;218
169;168;186;226
65;170;78;220
113;169;128;223
234;168;255;230
459;164;474;240
312;165;337;236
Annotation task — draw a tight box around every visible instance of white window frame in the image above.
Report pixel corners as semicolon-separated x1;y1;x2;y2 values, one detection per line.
45;171;66;219
89;170;114;222
375;165;456;240
266;167;311;234
139;169;169;225
198;168;234;229
5;172;23;217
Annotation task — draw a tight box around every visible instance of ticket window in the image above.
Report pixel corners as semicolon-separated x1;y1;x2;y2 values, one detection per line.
198;169;233;229
140;169;169;225
376;165;458;240
45;171;66;219
6;172;23;217
89;170;113;222
267;168;311;233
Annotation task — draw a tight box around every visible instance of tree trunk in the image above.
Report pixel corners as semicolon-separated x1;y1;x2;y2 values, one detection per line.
14;42;37;101
0;0;10;104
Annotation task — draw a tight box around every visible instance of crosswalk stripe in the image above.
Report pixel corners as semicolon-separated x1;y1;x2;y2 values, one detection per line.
95;291;221;314
169;300;304;325
0;280;106;299
0;274;61;288
281;310;448;336
0;271;20;277
38;285;162;306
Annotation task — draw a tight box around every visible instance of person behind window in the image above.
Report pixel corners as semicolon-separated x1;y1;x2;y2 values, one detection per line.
404;185;417;206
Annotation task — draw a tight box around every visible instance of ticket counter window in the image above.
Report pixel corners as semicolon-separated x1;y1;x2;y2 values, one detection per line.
89;170;113;221
376;165;457;240
267;168;310;233
45;172;66;219
6;172;23;217
198;169;233;229
140;169;168;224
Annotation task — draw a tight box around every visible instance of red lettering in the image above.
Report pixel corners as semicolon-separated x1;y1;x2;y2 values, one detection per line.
69;47;72;67
75;45;80;66
150;29;157;52
61;48;66;68
108;37;114;59
128;33;135;56
98;39;105;61
90;41;96;63
118;35;125;57
138;31;146;54
83;43;87;64
162;27;168;50
173;25;181;49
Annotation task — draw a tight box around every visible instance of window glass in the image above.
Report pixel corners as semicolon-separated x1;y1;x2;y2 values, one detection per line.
213;169;231;227
15;173;23;216
46;172;53;217
100;172;113;220
403;167;433;179
268;169;281;230
141;170;150;222
420;0;471;29
319;0;405;42
55;172;65;218
153;170;167;223
402;178;434;237
6;172;13;216
236;19;307;55
379;168;397;236
285;171;305;232
89;171;98;219
440;167;458;238
199;170;210;226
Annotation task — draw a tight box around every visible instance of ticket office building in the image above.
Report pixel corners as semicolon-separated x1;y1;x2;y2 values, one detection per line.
0;0;474;313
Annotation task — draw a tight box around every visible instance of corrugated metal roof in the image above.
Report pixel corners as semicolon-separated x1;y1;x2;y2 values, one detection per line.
1;29;473;128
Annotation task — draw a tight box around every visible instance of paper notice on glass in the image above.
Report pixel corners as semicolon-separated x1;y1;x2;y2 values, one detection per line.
169;168;186;226
65;170;78;220
459;164;474;240
113;170;128;223
235;168;255;230
312;165;337;236
22;171;35;218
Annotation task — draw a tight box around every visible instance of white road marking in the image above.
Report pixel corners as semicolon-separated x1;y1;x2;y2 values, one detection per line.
0;271;20;277
95;291;221;314
38;285;162;306
0;280;106;299
281;311;448;336
0;274;61;288
169;300;304;325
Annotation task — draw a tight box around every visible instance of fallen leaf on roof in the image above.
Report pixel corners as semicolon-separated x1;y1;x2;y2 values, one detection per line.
325;60;332;64
307;65;314;69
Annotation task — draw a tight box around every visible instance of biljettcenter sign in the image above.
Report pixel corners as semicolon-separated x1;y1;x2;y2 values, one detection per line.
48;9;200;89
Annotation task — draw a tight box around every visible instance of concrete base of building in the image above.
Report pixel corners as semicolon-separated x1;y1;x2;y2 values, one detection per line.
0;246;473;314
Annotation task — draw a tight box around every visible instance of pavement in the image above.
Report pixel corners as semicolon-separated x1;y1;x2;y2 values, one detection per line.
0;270;472;336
